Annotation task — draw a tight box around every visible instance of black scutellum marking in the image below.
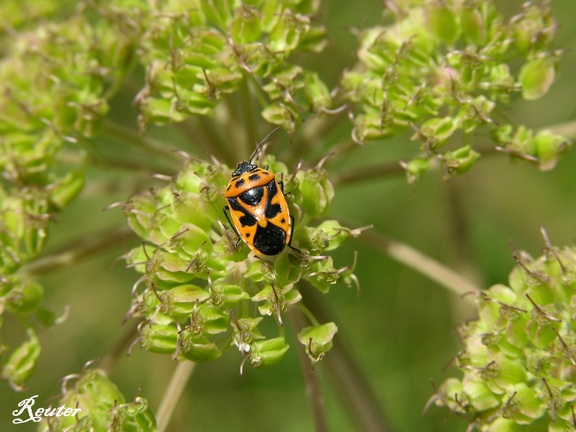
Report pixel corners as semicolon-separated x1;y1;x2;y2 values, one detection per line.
240;186;264;207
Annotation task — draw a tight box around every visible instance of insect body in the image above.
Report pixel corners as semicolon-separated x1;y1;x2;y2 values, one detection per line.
224;130;296;257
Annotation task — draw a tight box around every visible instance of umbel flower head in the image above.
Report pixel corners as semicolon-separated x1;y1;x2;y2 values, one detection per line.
431;243;576;431
38;367;155;431
340;0;570;181
123;147;359;369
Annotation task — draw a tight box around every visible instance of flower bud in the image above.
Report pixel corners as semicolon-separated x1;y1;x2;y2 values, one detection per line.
460;6;486;45
442;145;480;177
296;167;334;219
401;158;429;185
304;71;332;112
209;281;250;307
1;328;40;390
519;57;556;101
249;337;290;368
5;280;43;315
302;220;352;252
461;375;499;411
297;322;337;363
140;323;178;354
159;284;210;318
231;5;262;43
49;170;85;210
427;6;459;45
533;129;570;171
435;244;576;429
251;284;301;319
269;12;310;53
39;368;156;431
179;331;223;362
200;0;233;36
420;116;457;146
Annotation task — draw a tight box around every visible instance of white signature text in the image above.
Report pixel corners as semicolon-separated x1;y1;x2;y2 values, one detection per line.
12;395;81;424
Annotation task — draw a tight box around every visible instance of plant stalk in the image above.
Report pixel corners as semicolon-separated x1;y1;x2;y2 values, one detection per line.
300;285;393;432
360;230;481;299
288;306;330;432
156;361;196;432
102;121;181;162
22;224;135;277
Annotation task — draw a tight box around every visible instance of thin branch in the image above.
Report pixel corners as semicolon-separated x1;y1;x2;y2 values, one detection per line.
359;229;481;300
547;119;576;139
102;120;181;162
288;306;330;432
332;160;405;185
300;285;393;432
100;322;139;373
330;116;575;187
237;77;258;161
177;116;230;164
22;224;135;276
86;152;175;174
156;361;196;432
291;109;348;166
331;145;498;186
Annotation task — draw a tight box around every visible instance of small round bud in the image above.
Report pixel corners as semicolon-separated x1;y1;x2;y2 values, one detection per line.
297;322;337;363
519;57;556;101
460;6;486;46
427;6;459;45
249;337;290;368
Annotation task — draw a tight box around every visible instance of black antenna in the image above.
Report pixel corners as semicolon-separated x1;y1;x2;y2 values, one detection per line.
247;127;281;162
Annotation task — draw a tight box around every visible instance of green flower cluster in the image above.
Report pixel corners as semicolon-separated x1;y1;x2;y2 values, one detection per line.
432;245;576;431
135;0;332;132
123;153;358;368
0;0;138;389
340;0;570;181
39;368;155;431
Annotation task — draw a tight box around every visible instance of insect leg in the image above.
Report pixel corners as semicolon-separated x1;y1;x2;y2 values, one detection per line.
287;215;301;254
223;206;242;249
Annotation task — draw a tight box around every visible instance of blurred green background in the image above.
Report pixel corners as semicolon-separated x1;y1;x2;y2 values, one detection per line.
3;0;576;431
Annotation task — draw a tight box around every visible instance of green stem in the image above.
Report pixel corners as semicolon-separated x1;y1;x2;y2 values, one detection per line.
296;302;321;326
360;229;481;299
156;361;196;432
300;286;393;432
547;119;576;138
288;306;330;432
331;160;406;186
100;323;139;373
222;91;248;163
174;119;213;157
237;77;259;159
87;152;175;174
180;116;230;164
292;109;348;165
22;224;135;276
101;121;180;162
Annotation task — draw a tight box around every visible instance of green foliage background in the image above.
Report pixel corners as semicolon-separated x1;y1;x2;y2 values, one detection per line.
2;0;576;431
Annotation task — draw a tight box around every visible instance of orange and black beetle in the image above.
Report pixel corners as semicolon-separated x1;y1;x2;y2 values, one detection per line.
223;129;298;257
